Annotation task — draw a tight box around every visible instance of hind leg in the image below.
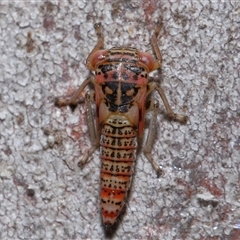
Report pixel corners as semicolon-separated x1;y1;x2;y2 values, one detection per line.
78;91;99;167
143;100;163;177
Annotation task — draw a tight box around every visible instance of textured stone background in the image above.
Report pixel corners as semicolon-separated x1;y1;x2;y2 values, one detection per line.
0;1;240;239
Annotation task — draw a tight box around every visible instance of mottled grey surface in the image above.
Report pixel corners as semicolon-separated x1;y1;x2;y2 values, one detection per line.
0;1;240;239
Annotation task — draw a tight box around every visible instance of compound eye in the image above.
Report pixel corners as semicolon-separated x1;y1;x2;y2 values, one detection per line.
139;52;160;71
86;50;107;70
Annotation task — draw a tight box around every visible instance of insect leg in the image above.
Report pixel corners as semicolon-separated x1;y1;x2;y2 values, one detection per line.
151;19;163;67
55;76;94;108
150;21;188;123
155;83;188;123
86;22;104;68
78;91;99;167
143;100;163;177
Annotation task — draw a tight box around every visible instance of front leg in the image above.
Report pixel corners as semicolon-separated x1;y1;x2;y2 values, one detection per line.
86;22;104;70
149;21;188;123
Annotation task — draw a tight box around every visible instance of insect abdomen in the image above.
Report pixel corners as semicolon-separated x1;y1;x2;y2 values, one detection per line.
100;115;137;226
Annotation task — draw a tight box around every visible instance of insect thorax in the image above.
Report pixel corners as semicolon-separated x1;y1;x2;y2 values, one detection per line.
94;47;149;114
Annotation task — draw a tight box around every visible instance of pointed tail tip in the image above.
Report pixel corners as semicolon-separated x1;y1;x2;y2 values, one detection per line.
103;221;118;236
104;221;114;231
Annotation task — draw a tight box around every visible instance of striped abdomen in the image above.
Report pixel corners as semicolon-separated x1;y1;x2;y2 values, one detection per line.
100;115;137;227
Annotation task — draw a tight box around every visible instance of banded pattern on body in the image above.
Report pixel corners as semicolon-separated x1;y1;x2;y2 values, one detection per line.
100;115;137;226
55;22;188;232
94;47;148;228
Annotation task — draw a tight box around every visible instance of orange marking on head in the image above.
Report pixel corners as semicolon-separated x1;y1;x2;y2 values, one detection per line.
139;51;160;71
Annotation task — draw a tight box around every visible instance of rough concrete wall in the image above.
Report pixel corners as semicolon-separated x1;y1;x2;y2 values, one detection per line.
0;0;239;239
